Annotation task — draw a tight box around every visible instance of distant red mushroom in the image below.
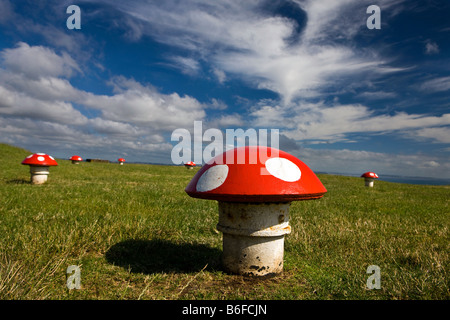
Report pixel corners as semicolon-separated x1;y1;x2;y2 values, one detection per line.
185;146;327;276
21;153;58;184
118;158;125;165
184;161;196;170
361;171;379;187
70;155;82;164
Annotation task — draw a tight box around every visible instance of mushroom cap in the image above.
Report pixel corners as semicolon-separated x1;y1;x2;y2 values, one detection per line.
22;153;58;166
70;155;82;161
185;146;327;202
361;172;379;179
118;158;125;162
184;161;196;167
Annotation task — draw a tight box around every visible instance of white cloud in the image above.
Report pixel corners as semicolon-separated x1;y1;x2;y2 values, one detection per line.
216;45;390;103
207;114;244;128
425;40;440;55
297;0;359;42
83;88;206;130
167;56;201;76
0;43;208;161
212;68;226;84
250;102;450;143
0;84;88;125
419;76;450;93
0;70;82;102
297;0;406;42
422;160;440;168
0;42;81;79
206;98;228;110
0;43;88;125
0;44;207;132
88;118;140;136
357;91;398;100
291;147;450;179
0;117;93;146
249;103;294;129
99;0;407;103
414;127;450;144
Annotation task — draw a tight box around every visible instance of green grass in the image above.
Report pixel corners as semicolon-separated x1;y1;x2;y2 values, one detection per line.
0;143;448;300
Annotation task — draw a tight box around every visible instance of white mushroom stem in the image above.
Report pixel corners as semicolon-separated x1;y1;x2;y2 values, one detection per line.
72;160;80;164
29;166;50;185
216;201;291;276
364;177;375;187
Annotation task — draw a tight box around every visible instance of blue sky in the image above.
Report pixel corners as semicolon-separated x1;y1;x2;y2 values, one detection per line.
0;0;449;178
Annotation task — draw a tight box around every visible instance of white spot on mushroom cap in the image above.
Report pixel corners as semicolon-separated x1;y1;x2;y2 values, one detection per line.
36;153;45;155
37;156;45;161
49;156;55;160
265;157;301;182
196;164;229;192
26;154;33;159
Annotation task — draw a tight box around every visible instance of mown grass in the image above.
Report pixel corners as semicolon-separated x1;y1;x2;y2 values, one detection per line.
0;143;448;300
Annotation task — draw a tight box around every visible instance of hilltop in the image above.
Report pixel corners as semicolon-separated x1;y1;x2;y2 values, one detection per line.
0;142;448;300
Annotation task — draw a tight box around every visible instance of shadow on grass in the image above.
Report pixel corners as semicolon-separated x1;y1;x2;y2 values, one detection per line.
6;179;30;184
105;239;222;274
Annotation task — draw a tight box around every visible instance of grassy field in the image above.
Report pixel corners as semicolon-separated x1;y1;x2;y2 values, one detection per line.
0;143;448;300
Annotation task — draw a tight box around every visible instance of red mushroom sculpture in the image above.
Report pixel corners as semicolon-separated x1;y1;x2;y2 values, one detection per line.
185;146;327;276
361;171;379;187
70;155;82;164
21;153;58;185
118;158;125;165
184;161;196;170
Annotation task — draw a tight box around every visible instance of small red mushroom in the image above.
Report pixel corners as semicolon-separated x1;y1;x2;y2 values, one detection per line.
118;158;125;165
184;161;196;170
361;171;379;187
70;155;83;164
21;153;58;184
185;146;327;276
